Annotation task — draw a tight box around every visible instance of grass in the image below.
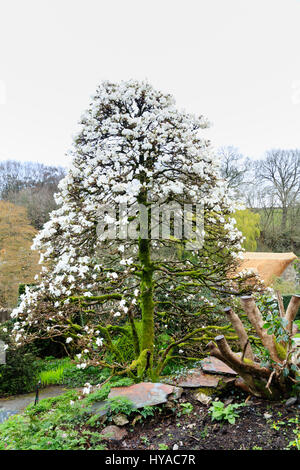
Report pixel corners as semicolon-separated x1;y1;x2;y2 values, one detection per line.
39;366;67;386
38;357;73;386
36;356;111;388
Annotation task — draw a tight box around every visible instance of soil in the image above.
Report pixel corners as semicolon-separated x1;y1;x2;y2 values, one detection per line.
103;387;300;451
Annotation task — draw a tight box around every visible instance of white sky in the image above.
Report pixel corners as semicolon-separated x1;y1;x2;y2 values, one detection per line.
0;0;300;167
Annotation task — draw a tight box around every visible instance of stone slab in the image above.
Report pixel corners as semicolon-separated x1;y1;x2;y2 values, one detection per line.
175;370;220;388
108;382;174;409
201;356;237;376
89;401;109;417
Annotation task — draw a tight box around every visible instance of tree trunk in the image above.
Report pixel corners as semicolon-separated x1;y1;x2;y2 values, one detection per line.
281;205;288;232
138;236;155;378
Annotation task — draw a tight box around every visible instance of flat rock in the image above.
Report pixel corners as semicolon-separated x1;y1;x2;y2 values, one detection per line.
100;425;127;441
168;386;183;400
201;356;237;376
112;413;129;426
175;370;220;388
194;392;212;405
108;382;174;409
89;401;109;417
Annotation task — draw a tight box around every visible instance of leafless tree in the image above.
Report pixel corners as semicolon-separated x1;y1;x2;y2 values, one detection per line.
218;146;253;191
255;149;300;232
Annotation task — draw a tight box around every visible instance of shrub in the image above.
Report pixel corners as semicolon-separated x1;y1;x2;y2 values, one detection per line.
0;348;39;397
0;323;39;396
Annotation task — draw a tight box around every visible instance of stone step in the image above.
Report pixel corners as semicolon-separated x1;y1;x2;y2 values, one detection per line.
108;382;176;409
174;370;220;388
200;356;237;376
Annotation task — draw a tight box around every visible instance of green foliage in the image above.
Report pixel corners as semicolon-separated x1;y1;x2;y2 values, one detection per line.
63;364;110;388
286;417;300;450
0;390;106;450
0;376;157;450
178;402;193;416
234;209;260;251
106;321;143;364
83;377;134;405
158;443;169;450
34;356;111;388
0;350;39;397
83;384;111;405
209;400;245;424
139;405;155;419
0;325;40;396
39;363;71;386
107;396;135;416
263;314;289;344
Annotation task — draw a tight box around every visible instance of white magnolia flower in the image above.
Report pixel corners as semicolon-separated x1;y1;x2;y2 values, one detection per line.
77;363;87;369
82;383;92;395
66;337;73;344
96;337;104;347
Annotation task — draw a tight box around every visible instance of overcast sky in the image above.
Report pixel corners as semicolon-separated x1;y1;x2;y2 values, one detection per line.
0;0;300;167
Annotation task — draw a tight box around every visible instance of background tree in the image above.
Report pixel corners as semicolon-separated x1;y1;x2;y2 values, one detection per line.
234;209;260;251
218;146;252;199
11;80;260;382
255;149;300;233
0;160;66;229
226;148;300;255
0;201;40;307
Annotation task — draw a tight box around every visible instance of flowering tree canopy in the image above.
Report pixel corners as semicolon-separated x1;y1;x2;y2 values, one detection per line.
11;80;260;381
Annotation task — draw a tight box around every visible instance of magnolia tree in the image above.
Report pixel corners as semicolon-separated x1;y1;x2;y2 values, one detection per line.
11;80;259;382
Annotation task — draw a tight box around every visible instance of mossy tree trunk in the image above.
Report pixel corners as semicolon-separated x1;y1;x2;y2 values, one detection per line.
136;169;155;379
138;236;155;377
